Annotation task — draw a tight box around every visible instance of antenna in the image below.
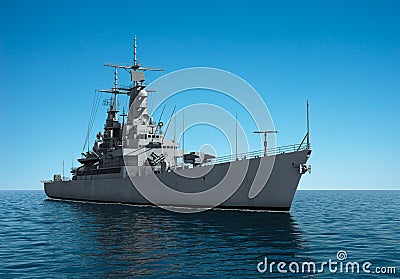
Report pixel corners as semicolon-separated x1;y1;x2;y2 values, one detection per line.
121;107;127;125
113;66;118;89
87;118;90;153
182;109;185;155
113;66;118;108
235;113;238;160
161;105;177;142
121;107;127;143
134;35;137;66
307;100;310;149
253;130;278;156
174;113;177;165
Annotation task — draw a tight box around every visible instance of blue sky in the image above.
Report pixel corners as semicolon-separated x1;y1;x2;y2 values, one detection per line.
1;0;399;190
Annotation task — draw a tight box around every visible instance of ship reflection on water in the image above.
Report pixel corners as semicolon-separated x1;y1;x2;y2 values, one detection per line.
47;199;313;277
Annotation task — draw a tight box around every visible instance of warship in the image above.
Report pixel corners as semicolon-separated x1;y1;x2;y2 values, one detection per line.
43;38;312;212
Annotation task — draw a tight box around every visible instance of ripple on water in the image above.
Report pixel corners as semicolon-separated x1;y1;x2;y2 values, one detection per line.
0;190;399;278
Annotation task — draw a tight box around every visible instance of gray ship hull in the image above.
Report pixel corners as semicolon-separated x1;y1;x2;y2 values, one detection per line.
44;150;310;211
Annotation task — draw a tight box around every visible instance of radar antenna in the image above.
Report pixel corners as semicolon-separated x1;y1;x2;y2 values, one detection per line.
253;130;278;156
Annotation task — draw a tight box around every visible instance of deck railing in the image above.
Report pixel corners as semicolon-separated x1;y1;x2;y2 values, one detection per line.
203;143;310;166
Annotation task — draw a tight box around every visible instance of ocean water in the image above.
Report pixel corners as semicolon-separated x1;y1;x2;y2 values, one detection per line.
0;190;398;278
